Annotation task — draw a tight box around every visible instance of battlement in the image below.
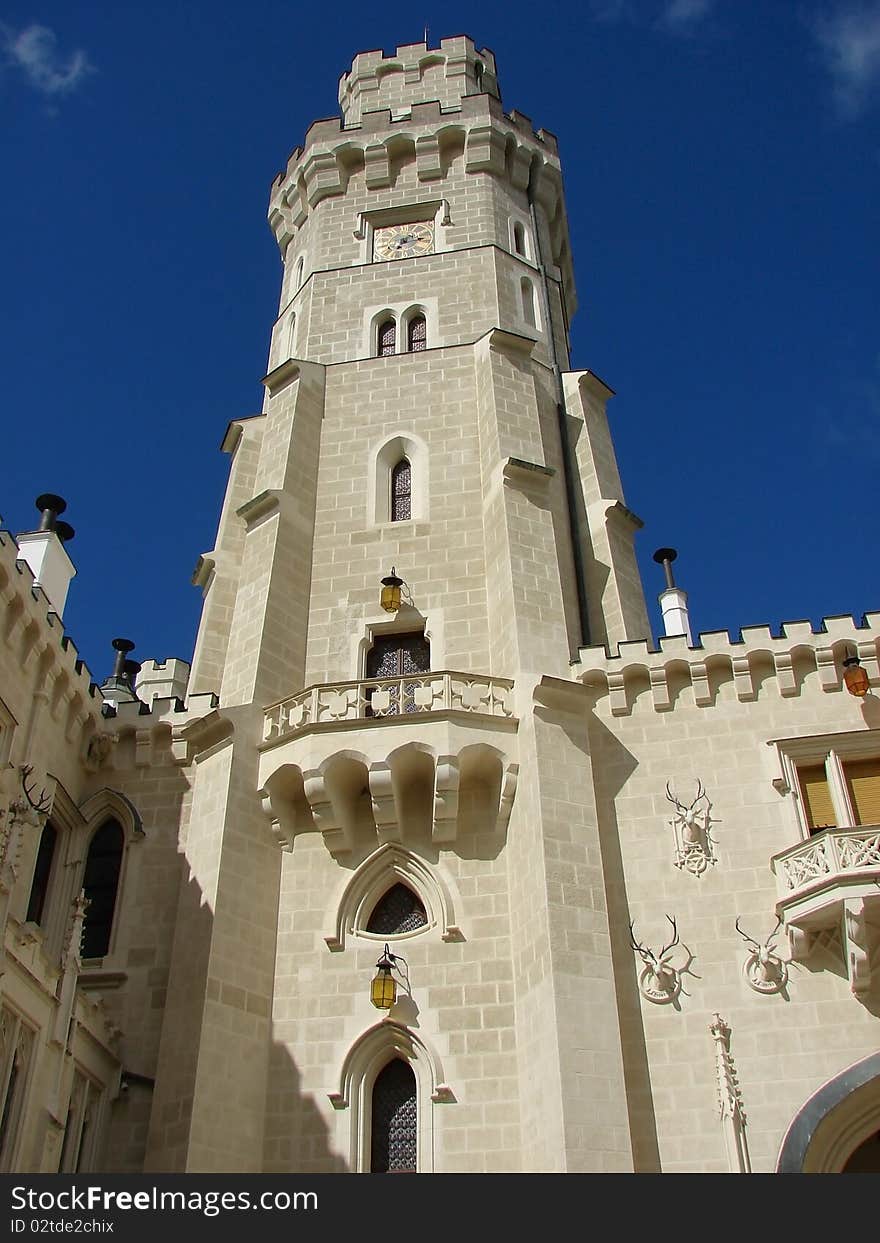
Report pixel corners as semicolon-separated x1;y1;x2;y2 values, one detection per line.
338;36;499;125
573;612;880;714
0;527;105;718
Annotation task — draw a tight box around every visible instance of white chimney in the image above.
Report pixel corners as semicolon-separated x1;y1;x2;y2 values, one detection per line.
653;547;693;646
15;494;77;619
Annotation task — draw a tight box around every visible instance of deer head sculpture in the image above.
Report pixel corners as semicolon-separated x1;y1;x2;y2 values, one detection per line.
735;916;788;994
629;915;689;1004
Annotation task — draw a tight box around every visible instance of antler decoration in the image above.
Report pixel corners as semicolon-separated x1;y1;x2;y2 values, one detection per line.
629;915;690;1005
19;766;51;816
735;916;788;994
666;779;716;875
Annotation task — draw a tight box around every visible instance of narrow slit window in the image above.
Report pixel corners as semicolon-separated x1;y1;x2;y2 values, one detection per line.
521;277;536;327
377;319;396;357
407;315;426;352
513;222;526;256
390;458;411;522
371;1059;417;1173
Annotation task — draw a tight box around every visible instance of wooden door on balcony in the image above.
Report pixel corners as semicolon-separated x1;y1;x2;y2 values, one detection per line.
365;632;430;715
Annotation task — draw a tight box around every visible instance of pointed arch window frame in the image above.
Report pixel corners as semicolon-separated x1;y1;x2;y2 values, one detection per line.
74;787;145;966
329;1020;454;1173
324;842;462;952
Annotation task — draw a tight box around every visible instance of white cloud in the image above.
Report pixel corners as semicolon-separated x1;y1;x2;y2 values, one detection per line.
1;23;92;96
813;3;880;116
662;0;714;25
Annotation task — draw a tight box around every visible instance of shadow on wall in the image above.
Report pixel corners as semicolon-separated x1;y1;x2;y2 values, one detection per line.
585;713;662;1173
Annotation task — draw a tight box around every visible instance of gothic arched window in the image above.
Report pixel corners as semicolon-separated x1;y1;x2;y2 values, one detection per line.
81;820;124;959
407;314;426;352
390;458;411;522
366;883;428;935
371;1058;417;1173
26;820;57;926
377;318;396;357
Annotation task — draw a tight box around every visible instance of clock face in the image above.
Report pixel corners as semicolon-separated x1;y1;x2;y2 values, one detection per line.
373;221;434;261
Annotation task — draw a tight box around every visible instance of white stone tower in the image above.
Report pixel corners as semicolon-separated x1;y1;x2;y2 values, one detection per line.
146;35;652;1173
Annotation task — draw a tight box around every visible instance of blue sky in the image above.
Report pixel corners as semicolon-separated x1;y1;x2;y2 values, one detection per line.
1;1;878;685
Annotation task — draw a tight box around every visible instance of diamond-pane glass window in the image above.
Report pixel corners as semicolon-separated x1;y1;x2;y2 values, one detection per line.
407;315;426;352
371;1059;417;1173
390;458;411;522
365;632;430;716
377;319;396;356
81;819;124;959
366;883;428;935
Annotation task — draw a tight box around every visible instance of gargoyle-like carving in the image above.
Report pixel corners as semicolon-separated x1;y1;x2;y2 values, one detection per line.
629;915;693;1004
735;916;788;994
666;780;717;875
83;732;117;773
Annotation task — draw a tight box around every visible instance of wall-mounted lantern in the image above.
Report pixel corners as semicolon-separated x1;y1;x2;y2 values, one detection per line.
843;650;870;698
370;943;408;1009
380;568;404;613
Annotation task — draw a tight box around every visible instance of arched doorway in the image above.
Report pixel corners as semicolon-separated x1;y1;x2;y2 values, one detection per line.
777;1053;880;1172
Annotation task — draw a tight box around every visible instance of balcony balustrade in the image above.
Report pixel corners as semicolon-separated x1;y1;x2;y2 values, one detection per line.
263;671;515;744
772;826;880;995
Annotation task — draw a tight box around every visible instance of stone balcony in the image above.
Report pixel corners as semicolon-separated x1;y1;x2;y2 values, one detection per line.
772;827;880;995
263;670;515;742
259;672;519;856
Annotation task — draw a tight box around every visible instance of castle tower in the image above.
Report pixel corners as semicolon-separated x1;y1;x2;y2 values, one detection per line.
147;35;650;1173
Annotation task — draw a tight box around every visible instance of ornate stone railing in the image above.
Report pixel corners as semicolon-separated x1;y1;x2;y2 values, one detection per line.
263;671;515;743
772;827;880;895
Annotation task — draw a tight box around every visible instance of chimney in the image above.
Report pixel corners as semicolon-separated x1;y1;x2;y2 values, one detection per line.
100;638;142;707
652;548;693;646
15;494;77;618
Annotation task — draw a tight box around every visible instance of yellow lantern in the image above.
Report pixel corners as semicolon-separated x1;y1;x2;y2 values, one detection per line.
843;654;870;698
380;569;403;613
370;946;398;1009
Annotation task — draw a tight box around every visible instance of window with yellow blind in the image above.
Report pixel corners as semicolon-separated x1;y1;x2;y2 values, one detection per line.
844;757;880;826
777;731;880;840
797;764;837;834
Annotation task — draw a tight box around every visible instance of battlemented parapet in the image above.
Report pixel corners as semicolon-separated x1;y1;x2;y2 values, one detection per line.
338;36;499;125
574;612;880;713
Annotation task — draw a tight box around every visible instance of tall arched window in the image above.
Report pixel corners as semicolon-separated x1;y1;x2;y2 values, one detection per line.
371;1058;417;1172
390;458;411;521
26;820;57;925
513;222;526;257
81;820;124;960
295;257;304;289
406;314;426;352
366;883;428;935
377;318;396;357
521;277;537;327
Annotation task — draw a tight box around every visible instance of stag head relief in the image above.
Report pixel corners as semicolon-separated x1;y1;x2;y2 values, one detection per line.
629;915;695;1005
736;916;788;994
666;779;717;875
